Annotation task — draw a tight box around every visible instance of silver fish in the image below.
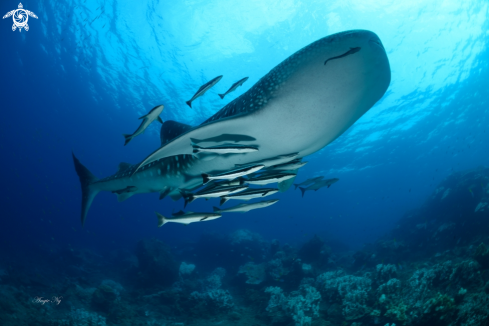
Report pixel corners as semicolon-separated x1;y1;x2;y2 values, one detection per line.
123;105;164;146
202;165;264;185
192;144;258;155
220;188;278;205
180;185;248;207
235;153;299;168
213;199;279;213
218;77;249;99
190;134;256;144
156;211;221;226
293;176;324;190
246;173;296;185
299;178;339;197
186;75;223;108
267;160;308;171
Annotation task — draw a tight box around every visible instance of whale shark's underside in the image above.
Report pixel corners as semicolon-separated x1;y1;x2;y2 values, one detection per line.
73;30;391;226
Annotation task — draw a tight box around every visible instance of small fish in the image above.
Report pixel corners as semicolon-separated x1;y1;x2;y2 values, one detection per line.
180;185;248;207
190;134;256;144
220;188;278;205
111;186;137;194
202;165;264;185
324;47;361;65
218;77;249;99
213;199;279;213
235;153;299;168
192;144;258;155
156;211;221;226
294;176;324;190
186;75;223;108
200;178;246;192
267;160;307;171
246;172;296;185
123;105;164;146
299;178;339;197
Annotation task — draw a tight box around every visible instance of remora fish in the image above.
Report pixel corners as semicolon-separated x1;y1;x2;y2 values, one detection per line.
324;47;361;65
213;199;279;213
180;185;248;207
267;160;307;171
235;153;298;168
200;178;246;192
299;178;339;197
220;188;278;205
218;77;249;99
123;105;164;146
190;134;256;144
186;75;223;108
293;176;324;190
192;144;258;155
202;165;264;185
246;173;296;185
156;211;221;226
74;30;390;226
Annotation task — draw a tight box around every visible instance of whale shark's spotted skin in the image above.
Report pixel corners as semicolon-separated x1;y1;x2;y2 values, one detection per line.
205;31;366;123
73;30;391;226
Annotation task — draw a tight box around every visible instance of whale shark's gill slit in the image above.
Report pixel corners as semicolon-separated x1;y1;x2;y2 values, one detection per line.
324;47;361;65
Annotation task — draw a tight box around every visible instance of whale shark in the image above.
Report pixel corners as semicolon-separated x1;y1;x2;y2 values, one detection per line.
73;30;391;226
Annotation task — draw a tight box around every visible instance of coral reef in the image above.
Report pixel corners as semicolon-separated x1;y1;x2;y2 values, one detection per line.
2;169;489;325
179;262;196;276
135;238;179;287
265;283;321;326
238;262;266;284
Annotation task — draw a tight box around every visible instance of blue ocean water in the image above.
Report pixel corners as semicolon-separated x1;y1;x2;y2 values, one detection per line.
1;0;489;325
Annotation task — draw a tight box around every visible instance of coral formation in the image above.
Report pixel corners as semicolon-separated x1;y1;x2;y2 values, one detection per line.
2;169;489;325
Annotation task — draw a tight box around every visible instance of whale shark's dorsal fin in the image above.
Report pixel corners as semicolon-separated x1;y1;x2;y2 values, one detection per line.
117;162;133;173
160;120;193;146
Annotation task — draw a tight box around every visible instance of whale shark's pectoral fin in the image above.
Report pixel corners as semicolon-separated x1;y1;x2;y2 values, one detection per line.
159;187;172;200
169;190;183;201
278;171;298;192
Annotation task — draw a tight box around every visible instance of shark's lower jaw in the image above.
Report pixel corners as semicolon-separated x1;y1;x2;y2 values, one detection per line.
74;30;391;225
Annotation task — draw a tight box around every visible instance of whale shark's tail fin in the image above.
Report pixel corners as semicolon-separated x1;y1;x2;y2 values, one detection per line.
72;153;100;227
123;134;133;146
186;100;192;108
299;187;306;198
218;93;225;99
